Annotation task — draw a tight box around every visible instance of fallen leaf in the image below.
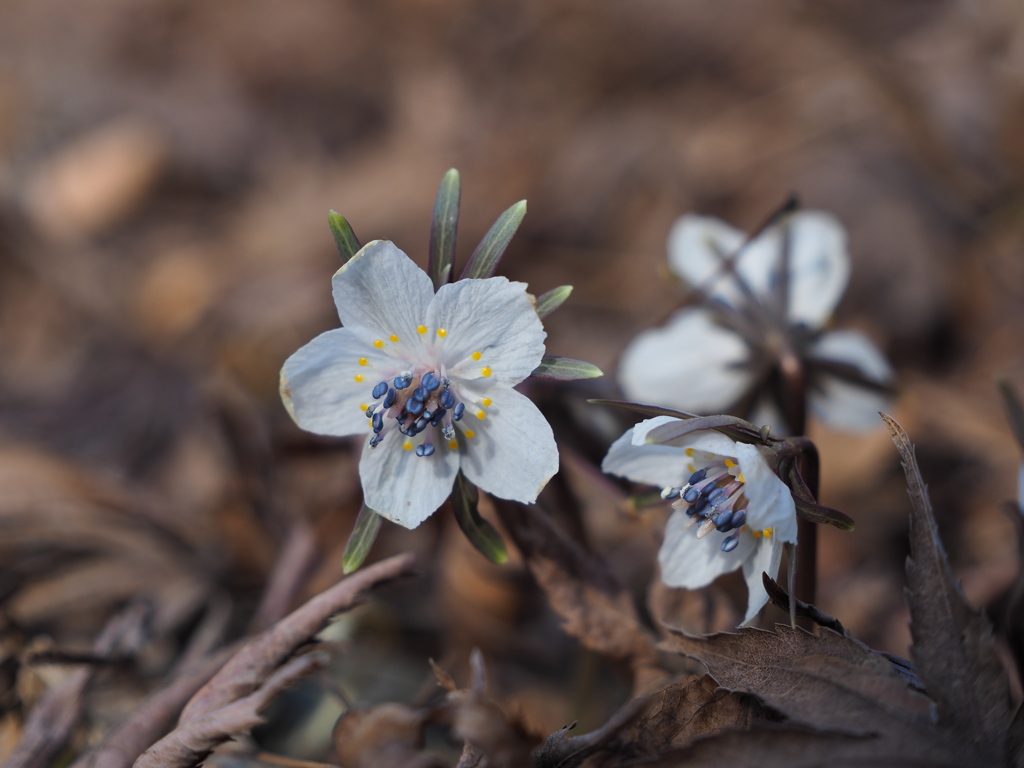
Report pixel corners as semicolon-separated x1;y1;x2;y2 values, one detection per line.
883;413;1011;763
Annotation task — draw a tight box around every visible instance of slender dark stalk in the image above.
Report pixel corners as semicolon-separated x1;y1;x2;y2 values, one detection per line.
779;348;817;609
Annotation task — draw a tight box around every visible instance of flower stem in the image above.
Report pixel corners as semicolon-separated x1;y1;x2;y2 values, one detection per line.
779;348;817;609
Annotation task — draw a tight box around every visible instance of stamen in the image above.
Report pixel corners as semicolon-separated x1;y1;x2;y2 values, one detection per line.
731;509;747;528
442;424;455;441
481;367;492;377
439;389;455;409
471;351;482;360
481;397;492;406
453;402;466;421
661;487;680;500
415;443;436;457
373;340;384;349
371;381;388;399
371;412;383;433
476;410;486;420
721;535;739;553
437;328;447;337
358;357;368;366
402;440;413;451
354;374;364;383
407;398;425;415
383;388;397;408
696;518;717;538
417;325;427;335
389;334;399;342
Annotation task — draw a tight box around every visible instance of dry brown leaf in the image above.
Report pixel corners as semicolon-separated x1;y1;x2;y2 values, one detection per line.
493;500;659;684
180;553;416;724
663;624;977;765
883;413;1012;763
134;653;327;768
332;703;439;768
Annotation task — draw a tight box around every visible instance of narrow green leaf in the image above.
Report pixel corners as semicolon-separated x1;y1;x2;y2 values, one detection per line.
329;211;362;263
530;355;603;381
535;285;573;318
428;169;460;290
460;200;527;280
342;505;383;574
451;473;507;564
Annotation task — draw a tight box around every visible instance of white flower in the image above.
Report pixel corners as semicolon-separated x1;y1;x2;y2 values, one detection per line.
619;212;894;432
280;240;558;528
602;416;797;625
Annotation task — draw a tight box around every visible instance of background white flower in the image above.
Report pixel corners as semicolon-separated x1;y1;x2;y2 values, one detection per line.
280;240;558;528
618;212;894;433
602;415;797;625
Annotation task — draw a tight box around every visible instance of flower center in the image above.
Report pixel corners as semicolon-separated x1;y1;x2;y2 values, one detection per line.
363;369;468;456
661;450;756;553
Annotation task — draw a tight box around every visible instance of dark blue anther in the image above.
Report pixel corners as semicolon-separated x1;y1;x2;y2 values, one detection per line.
693;495;711;515
731;510;746;528
685;504;698;517
372;381;388;399
715;511;734;531
424;373;440;392
413;385;429;401
720;535;739;553
371;413;383;433
662;487;680;500
383;388;397;408
407;398;424;415
431;409;446;426
453;402;466;421
683;486;701;503
706;487;727;507
415;416;429;431
687;468;707;485
415;443;436;457
364;405;375;418
369;434;383;448
439;389;455;409
394;376;410;389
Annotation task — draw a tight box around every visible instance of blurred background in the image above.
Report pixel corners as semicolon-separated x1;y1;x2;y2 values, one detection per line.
1;0;1024;760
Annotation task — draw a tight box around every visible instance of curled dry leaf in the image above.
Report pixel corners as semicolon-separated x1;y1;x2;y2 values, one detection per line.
883;413;1011;764
180;553;416;724
533;675;756;768
130;554;416;768
433;652;537;768
332;703;440;768
134;652;328;768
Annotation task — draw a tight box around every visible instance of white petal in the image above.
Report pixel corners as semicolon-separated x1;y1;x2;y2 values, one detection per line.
331;240;435;358
666;212;849;328
281;329;395;437
633;416;739;456
618;309;754;414
783;212;850;327
358;433;459;529
807;330;893;432
740;536;784;625
666;215;748;305
601;428;690;489
733;443;797;541
658;508;755;589
428;277;546;385
458;385;558;504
